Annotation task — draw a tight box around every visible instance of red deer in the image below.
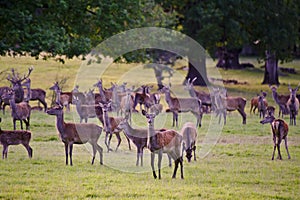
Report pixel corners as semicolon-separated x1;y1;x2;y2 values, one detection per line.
270;85;290;117
3;67;33;114
73;95;97;123
185;77;211;112
2;89;31;130
49;82;71;111
257;94;267;118
22;78;47;112
117;119;172;167
0;86;10;113
142;110;183;179
93;79;112;103
99;101;131;152
211;88;247;125
0;117;33;159
133;85;159;112
286;84;299;125
180;122;197;162
250;91;268;115
266;106;276;117
161;85;203;127
260;115;291;160
120;87;135;125
46;104;103;166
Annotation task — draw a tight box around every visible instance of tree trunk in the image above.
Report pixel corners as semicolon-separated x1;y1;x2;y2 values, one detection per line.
184;55;209;86
262;51;280;85
216;48;242;69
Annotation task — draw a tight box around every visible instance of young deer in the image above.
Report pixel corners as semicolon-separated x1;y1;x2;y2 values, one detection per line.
2;89;31;130
161;85;202;127
99;101;131;152
185;77;211;112
120;87;135;125
22;78;48;112
49;82;71;111
250;91;267;114
211;87;247;125
142;110;183;179
260;115;291;160
270;85;289;118
117;119;172;167
46;104;103;166
257;94;267;118
0;117;33;159
180;122;197;162
73;96;97;123
287;84;299;125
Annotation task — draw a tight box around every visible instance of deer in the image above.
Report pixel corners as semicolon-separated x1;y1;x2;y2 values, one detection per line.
185;77;211;112
2;89;31;130
49;82;71;111
260;115;291;160
0;86;10;113
180;122;197;162
2;67;33;114
99;101;131;152
257;94;267;118
161;85;203;127
133;85;159;112
120;87;135;125
286;84;299;125
21;78;47;112
117;118;172;167
0;117;33;159
211;87;247;125
266;106;276;117
93;79;112;103
142;110;183;179
73;96;97;123
270;85;290;118
250;91;268;115
46;104;103;166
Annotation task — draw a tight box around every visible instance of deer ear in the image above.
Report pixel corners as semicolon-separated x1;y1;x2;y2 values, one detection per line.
99;102;104;107
192;77;197;83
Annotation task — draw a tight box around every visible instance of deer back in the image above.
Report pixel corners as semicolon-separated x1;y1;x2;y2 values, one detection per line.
271;119;288;139
63;123;102;143
0;130;31;145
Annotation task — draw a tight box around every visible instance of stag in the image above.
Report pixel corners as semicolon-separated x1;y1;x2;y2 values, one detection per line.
99;101;131;152
22;78;47;112
2;89;31;130
142;110;183;179
46;104;103;165
2;67;33;114
161;85;203;127
287;84;299;125
260;115;291;160
270;85;290;118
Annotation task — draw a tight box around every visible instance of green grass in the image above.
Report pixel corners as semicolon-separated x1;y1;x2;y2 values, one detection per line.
0;56;299;199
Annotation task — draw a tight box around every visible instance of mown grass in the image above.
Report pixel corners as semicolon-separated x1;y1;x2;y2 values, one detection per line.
0;56;299;199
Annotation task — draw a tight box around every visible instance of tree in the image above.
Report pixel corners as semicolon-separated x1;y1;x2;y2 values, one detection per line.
244;1;299;85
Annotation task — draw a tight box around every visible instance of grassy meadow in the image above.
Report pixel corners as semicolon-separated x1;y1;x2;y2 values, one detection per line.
0;56;299;199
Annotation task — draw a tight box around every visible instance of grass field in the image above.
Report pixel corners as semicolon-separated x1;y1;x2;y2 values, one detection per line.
0;56;299;199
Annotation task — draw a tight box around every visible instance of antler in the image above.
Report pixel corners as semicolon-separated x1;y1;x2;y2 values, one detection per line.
20;66;33;82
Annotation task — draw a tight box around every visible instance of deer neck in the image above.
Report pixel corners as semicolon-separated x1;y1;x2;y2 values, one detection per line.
147;122;157;150
98;86;106;102
189;87;196;98
9;98;17;113
55;112;66;136
102;110;111;132
272;90;280;104
164;90;174;108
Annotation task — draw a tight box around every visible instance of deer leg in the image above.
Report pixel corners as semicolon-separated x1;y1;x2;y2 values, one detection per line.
193;144;197;161
115;132;121;151
2;145;8;159
277;143;282;160
69;143;73;166
136;149;140;166
167;154;172;167
91;143;96;165
64;143;69;165
124;133;131;150
158;151;163;179
140;149;144;167
150;152;157;179
105;132;113;152
23;143;33;158
172;156;179;179
284;138;291;159
237;108;246;124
